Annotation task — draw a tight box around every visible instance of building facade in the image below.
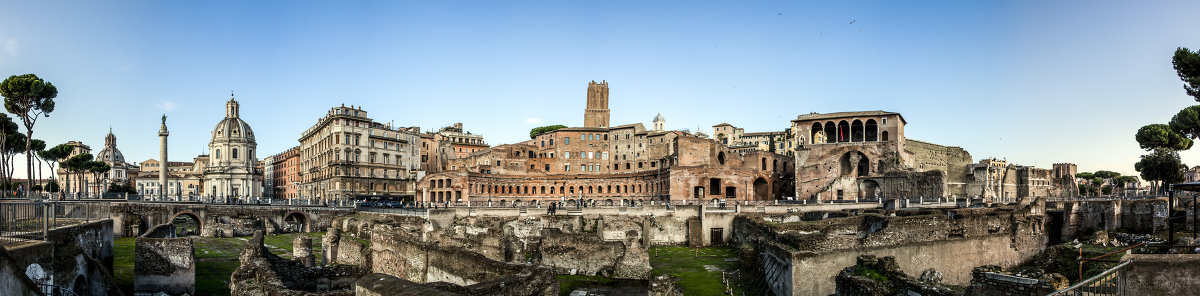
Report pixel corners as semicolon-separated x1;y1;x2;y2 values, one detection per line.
712;123;797;156
269;146;301;199
202;96;263;199
790;111;1078;202
415;81;792;206
297;105;423;201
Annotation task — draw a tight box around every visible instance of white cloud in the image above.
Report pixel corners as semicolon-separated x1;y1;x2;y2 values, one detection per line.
154;101;178;112
524;118;542;124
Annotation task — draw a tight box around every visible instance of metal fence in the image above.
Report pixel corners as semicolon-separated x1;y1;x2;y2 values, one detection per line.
1047;260;1130;296
1;201;113;247
0;202;48;247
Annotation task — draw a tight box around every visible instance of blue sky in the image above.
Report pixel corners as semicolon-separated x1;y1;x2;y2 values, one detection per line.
1;1;1199;178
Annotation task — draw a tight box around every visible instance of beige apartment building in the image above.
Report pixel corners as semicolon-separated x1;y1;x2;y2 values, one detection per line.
297;105;423;201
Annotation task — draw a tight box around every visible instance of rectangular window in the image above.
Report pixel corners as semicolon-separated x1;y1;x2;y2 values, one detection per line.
588;152;594;159
565;165;571;171
550;138;555;145
565;151;571;159
581;135;585;141
882;118;887;124
545;164;550;171
602;152;608;160
565;137;570;145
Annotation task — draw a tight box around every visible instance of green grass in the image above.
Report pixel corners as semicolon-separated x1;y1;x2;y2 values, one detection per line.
113;237;136;295
113;232;328;296
649;246;742;296
557;274;615;296
856;266;889;283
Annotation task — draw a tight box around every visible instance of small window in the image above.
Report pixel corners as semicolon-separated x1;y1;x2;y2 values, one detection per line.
565;137;571;145
882;118;887;125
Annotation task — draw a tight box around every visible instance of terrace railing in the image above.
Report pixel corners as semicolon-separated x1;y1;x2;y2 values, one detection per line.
1046;260;1130;296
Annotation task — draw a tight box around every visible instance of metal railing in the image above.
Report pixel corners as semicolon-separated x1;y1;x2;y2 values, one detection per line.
357;207;428;217
0;202;48;247
1;201;113;247
1047;260;1130;296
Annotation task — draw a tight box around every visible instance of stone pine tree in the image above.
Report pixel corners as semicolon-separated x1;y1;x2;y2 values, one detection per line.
28;139;45;194
529;125;567;139
87;161;110;197
1135;149;1187;194
1174;47;1200;101
0;74;57;197
0;113;22;191
39;143;72;199
1136;124;1193;151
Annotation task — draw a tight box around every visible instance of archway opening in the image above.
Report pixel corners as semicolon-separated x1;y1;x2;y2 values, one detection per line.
717;152;726;165
851;120;864;142
837;121;850;142
753;178;769;200
284;212;308;233
862;180;880;199
865;119;878;141
172;213;201;237
73;275;88;296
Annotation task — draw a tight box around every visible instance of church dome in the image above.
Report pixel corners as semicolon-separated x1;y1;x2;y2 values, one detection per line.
97;129;125;163
211;95;255;143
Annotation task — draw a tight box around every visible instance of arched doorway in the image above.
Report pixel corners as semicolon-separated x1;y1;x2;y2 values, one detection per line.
72;275;88;296
862;180;880;199
753;178;769;200
171;212;202;237
284;212;308;233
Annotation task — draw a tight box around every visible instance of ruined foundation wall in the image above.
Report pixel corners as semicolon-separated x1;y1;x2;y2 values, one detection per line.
1125;254;1200;296
905;139;971;197
4;219;117;296
135;224;195;296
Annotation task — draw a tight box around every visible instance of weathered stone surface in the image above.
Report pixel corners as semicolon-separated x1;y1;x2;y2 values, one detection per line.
229;230;367;296
134;224;195;296
294;236;315;267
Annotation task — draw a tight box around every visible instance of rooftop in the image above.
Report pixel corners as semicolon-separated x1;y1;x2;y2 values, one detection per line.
791;110;905;124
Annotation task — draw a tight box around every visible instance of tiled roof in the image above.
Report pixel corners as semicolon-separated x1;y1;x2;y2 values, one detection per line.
791;111;905;123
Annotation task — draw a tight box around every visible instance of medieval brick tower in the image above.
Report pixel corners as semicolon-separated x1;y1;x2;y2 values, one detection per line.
584;80;610;128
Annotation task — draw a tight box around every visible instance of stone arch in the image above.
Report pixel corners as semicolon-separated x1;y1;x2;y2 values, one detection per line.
717;152;726;165
851;120;864;142
862;180;880;199
865;119;878;141
811;122;823;144
753;178;769;200
839;151;869;176
284;211;310;233
72;274;88;296
170;211;203;237
837;120;850;142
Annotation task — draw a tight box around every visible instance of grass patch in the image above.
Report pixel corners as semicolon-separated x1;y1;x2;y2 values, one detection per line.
649;246;742;296
195;259;240;296
113;237;135;295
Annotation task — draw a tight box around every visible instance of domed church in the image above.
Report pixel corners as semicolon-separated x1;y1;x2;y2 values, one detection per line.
202;94;263;198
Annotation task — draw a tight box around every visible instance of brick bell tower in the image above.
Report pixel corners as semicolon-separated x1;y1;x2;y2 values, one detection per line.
584;80;610;128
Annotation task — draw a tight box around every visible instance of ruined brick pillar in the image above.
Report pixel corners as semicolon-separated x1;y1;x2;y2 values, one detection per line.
294;236;315;267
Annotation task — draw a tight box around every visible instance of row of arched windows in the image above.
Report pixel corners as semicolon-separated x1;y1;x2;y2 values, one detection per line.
810;119;889;144
470;181;665;197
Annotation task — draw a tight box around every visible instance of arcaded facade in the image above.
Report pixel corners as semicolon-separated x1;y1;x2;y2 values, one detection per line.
416;81;792;206
791;111;1077;202
297;105;423;201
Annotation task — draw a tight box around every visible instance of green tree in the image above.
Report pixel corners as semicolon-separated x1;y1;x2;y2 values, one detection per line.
1137;124;1193;150
1174;47;1200;101
0;114;22;189
1135;149;1187;194
529;125;567;139
87;161;110;196
1170;105;1200;140
1075;172;1094;180
39;143;71;199
61;153;92;198
1;74;57;197
44;179;58;193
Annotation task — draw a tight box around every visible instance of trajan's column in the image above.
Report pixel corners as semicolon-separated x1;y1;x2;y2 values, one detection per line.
158;114;168;200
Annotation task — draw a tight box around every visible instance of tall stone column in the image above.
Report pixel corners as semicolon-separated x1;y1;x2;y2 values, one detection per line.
159;115;169;201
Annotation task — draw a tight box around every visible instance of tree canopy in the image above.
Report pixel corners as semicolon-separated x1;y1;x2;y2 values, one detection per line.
1;73;57;197
1093;170;1122;179
1170;105;1200;139
1075;172;1094;180
529;125;567;139
1136;124;1193;151
1135;149;1187;193
1174;47;1200;101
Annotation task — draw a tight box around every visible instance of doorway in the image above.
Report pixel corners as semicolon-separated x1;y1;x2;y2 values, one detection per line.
710;228;724;245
